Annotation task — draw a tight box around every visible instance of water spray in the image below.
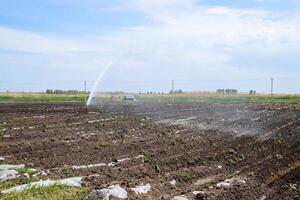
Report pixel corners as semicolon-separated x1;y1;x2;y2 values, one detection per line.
85;46;136;112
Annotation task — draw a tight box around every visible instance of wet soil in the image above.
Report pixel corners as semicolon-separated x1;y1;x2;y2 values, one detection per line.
0;102;299;199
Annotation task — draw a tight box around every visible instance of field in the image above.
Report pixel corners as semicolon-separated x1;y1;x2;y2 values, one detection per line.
0;95;299;199
2;92;300;104
0;92;86;103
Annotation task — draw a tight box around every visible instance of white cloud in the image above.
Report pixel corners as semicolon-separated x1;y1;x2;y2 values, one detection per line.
0;27;91;53
1;0;300;92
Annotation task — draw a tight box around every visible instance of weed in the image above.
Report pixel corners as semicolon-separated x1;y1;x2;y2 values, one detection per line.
228;159;237;166
1;184;87;200
178;171;192;182
141;153;150;163
266;155;273;160
227;148;237;154
15;168;36;176
62;166;74;177
288;183;297;191
171;140;177;146
154;164;161;173
237;154;246;161
187;159;195;165
126;178;139;187
275;153;283;160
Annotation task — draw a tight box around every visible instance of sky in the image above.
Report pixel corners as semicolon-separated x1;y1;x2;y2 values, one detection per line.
1;0;300;93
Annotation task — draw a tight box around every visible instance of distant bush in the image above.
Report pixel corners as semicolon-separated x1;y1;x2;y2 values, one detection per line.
169;89;184;94
249;90;256;95
216;89;225;94
216;89;238;95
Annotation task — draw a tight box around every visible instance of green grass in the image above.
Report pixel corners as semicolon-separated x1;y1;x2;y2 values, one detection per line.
0;172;40;192
1;92;300;104
0;93;86;103
14;168;36;176
0;185;87;200
0;170;87;200
137;94;300;104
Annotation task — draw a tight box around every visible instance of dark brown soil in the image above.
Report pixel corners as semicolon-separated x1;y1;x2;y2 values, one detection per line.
0;103;299;199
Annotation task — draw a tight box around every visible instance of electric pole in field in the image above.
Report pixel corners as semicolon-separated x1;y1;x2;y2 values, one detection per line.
271;77;274;96
171;79;175;103
172;79;174;94
84;80;87;104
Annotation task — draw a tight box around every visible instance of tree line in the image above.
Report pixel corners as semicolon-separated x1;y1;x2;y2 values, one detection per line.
45;89;87;94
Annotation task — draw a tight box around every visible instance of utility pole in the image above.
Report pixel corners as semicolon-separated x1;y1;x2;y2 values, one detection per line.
271;77;274;96
84;80;87;105
172;79;174;94
171;79;175;103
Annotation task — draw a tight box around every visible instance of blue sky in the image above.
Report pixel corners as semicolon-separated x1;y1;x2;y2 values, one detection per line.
1;0;300;93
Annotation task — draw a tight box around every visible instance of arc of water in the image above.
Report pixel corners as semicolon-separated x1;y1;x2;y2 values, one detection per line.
86;61;114;106
86;46;137;106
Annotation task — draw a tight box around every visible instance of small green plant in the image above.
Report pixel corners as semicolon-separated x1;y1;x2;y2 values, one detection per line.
237;154;246;161
266;155;273;160
171;140;177;146
154;164;161;173
62;165;74;177
141;153;150;163
288;183;297;191
15;168;36;176
227;148;237;154
126;178;139;187
275;153;283;160
275;139;282;144
228;158;237;166
178;171;192;182
188;160;194;165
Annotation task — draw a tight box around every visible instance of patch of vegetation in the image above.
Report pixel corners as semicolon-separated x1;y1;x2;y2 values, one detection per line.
0;92;86;103
2;92;300;104
126;178;139;187
177;171;192;182
237;154;246;161
137;94;300;104
266;155;273;160
227;148;237;154
141;153;150;163
288;183;297;191
267;160;299;184
0;174;40;192
227;154;246;166
275;153;284;160
15;168;36;176
154;163;161;173
62;166;74;177
275;139;282;144
1;184;87;200
227;158;237;166
0;180;18;192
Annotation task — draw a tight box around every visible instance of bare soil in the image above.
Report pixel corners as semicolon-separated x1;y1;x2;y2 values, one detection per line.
0;102;299;199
